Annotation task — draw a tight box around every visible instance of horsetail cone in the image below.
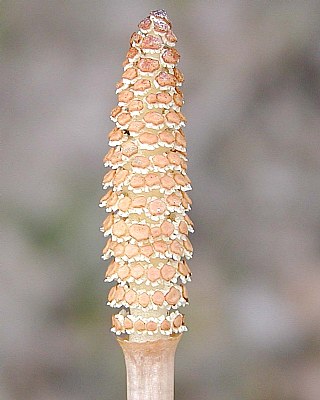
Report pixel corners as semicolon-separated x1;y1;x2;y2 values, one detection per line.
100;9;193;342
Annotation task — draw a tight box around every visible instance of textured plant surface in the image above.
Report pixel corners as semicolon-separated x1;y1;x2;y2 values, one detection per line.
100;9;193;341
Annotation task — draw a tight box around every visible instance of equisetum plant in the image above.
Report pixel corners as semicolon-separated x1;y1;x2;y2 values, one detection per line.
100;9;193;400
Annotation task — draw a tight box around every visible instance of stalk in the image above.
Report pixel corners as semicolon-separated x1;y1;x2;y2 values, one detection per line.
118;335;181;400
100;9;193;399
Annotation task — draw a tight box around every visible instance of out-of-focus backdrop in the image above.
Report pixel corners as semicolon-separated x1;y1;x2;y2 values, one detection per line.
2;1;320;399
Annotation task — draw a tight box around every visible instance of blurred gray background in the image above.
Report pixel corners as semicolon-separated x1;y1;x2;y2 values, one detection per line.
1;1;320;399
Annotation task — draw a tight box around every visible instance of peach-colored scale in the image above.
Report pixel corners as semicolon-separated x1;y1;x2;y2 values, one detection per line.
103;147;117;167
153;240;167;253
121;141;138;157
113;316;122;332
141;35;162;50
145;93;157;105
182;191;192;203
100;186;112;205
157;92;172;104
165;30;177;45
112;220;128;237
160;175;176;190
115;80;125;91
126;46;139;60
161;264;176;281
138;17;152;32
108;286;116;302
103;169;116;185
131;196;147;208
138;293;150;308
118;90;134;104
122;68;138;81
146;321;157;331
167;151;183;166
124;317;133;330
108;128;123;142
166;111;182;125
184;238;193;253
147;267;161;282
173;315;183;328
131;263;145;279
159;130;175;144
182;285;189;302
104;261;118;280
138;58;160;73
170;240;184;256
111;106;121;118
117;113;131;126
103;148;115;163
161;220;174;236
153;154;169;168
128;120;145;133
133;79;151;92
173;93;183;108
152;291;165;305
118;197;132;212
114;286;125;302
184;214;194;228
102;191;117;207
130;175;145;188
134;320;145;331
156;72;176;87
151;227;162;238
102;239;112;255
174;68;184;84
122;59;130;68
178;221;188;235
166;194;182;207
162;48;180;64
148;199;167;216
129;224;150;241
165;287;181;305
131;155;151;168
118;265;130;280
160;320;170;331
138;133;158;145
124;243;139;258
109;151;123;166
174;173;188;186
178;261;191;277
145;173;161;187
140;245;154;258
130;32;142;46
153;18;171;35
128;99;144;113
113;169;129;185
125;289;137;305
113;243;125;257
181;196;190;211
144;111;164;126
